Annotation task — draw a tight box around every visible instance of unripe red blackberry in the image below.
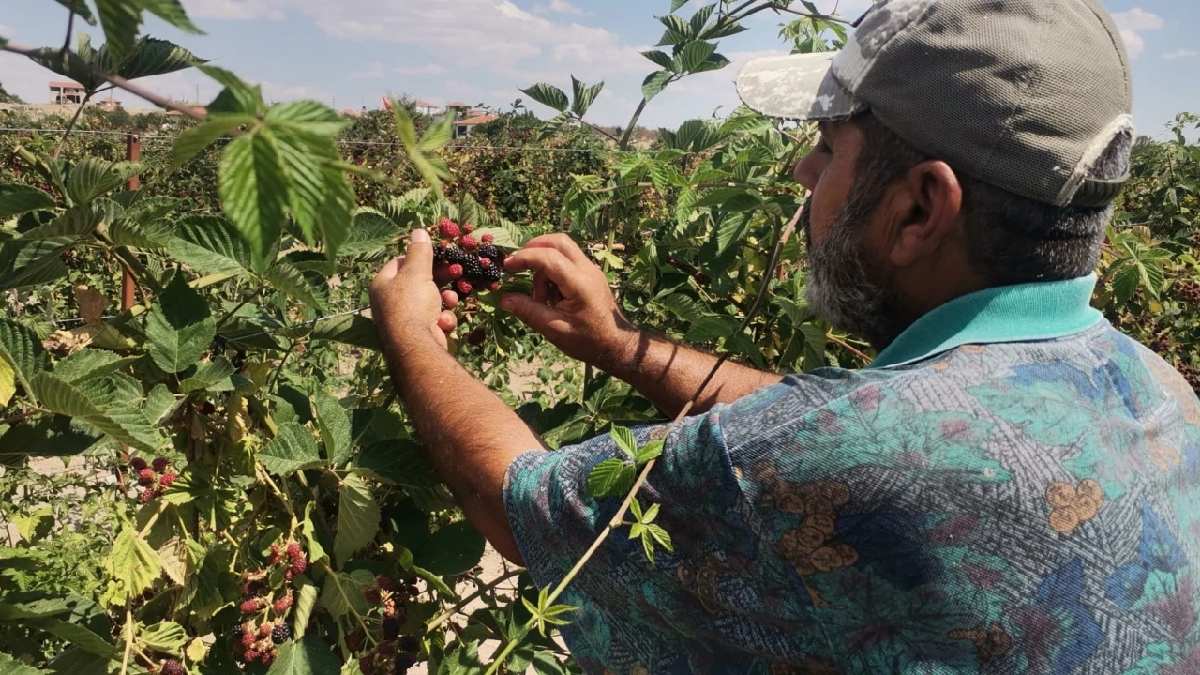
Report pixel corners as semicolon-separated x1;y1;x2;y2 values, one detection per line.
139;488;157;504
455;279;473;297
286;542;302;559
488;281;502;292
243;649;259;663
460;235;478;251
479;257;492;269
159;471;177;488
159;659;186;675
268;544;282;565
441;289;460;309
240;597;263;613
447;263;464;280
138;468;157;485
259;651;275;666
289;557;308;576
130;457;148;472
240;627;256;647
258;622;272;638
462;223;474;234
437;219;460;240
481;233;494;244
273;591;293;614
152;457;169;473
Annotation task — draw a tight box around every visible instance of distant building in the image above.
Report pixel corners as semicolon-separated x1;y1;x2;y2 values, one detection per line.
454;112;499;139
49;80;85;105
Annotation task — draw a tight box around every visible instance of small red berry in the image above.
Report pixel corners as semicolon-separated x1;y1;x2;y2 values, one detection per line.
290;558;308;575
455;279;473;296
488;281;502;292
462;223;474;234
241;629;256;648
259;651;275;666
138;468;157;485
479;257;492;268
160;658;186;675
437;219;460;239
152;457;169;473
243;650;259;663
481;233;494;244
258;623;272;638
447;263;464;279
158;471;177;488
268;544;282;565
273;591;293;614
130;457;148;472
286;542;302;559
139;488;157;504
460;235;478;251
240;598;263;614
441;289;460;309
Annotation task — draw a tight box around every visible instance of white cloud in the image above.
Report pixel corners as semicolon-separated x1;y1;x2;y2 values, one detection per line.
181;0;286;20
394;63;447;77
1164;48;1199;61
1112;7;1165;59
547;0;587;15
0;24;12;35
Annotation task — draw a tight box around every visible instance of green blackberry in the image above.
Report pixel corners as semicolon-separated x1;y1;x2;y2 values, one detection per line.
271;623;291;644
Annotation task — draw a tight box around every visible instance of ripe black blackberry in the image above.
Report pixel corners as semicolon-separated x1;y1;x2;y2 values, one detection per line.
271;623;291;644
160;659;186;675
446;246;473;266
462;255;484;279
433;243;451;263
477;244;501;262
482;264;503;283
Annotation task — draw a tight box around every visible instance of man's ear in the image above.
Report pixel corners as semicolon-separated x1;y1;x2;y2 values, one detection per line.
887;160;964;268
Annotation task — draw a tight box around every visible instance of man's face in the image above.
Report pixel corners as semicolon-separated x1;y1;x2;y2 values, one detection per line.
791;120;907;349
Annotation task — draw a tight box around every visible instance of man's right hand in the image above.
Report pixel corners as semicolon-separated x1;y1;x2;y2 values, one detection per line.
501;234;639;369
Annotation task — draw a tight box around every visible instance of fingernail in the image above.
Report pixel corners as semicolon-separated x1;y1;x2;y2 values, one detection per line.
412;228;429;243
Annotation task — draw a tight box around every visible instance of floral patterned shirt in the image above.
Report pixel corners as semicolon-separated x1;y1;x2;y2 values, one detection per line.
503;275;1200;674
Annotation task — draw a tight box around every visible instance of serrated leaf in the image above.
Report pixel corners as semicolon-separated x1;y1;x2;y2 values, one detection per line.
103;524;162;606
317;569;373;620
0;238;70;290
418;114;454;153
634;439;664;465
0;318;50;405
139;621;187;652
179;357;235;393
354;440;435;485
219;130;287;272
312;391;351;464
266;636;341;675
586;458;635;498
0;183;55;219
0;651;49;674
641;70;674;102
262;262;327;311
570;76;604;118
338;210;400;258
0;416;100;461
676;40;717;72
145;272;216;373
259;423;323;475
172;114;248;167
113;36;202;80
520;83;569;112
53;350;135;384
608;425;637;458
641;49;676;70
291;576;318;639
95;0;143;60
41;620;116;657
656;14;691;45
201;64;263;115
30;373;159;452
0;360;13;408
169;214;253;275
334;474;380;566
64;158;138;205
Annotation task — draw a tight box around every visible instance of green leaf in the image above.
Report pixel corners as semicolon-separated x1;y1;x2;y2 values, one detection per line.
676;40;717;72
586;458;635;499
140;0;202;34
169;214;253;275
354;441;435;486
418;114;454;153
333;474;380;566
53;0;96;24
179;358;235;393
520;83;569;112
0;238;70;290
30;374;159;451
339;210;402;258
0;416;100;461
40;620;116;658
144;272;217;373
656;14;691;45
262;262;327;311
641;70;674;102
291;576;318;639
0;183;55;219
219;130;288;272
171;113;248;167
113;36;202;80
201;65;263;115
266;636;341;675
259;423;323;475
139;621;187;652
393;104;450;198
570;76;604;118
641;50;676;71
0;318;50;405
634;439;664;465
309;314;379;350
53;350;136;384
0;651;50;674
64;158;138;205
608;425;637;458
312;391;352;463
411;521;486;577
103;524;162;606
317;569;373;620
94;0;143;60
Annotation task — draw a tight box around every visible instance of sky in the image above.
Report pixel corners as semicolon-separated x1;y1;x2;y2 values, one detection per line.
1;0;1197;137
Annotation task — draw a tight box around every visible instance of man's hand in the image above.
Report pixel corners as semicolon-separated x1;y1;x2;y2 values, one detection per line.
501;234;639;369
369;228;458;354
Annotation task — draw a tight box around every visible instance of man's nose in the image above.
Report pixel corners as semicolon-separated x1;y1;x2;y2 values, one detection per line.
792;153;818;192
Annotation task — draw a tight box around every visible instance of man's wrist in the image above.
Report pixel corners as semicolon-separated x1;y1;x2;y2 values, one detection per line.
597;320;645;379
380;324;445;372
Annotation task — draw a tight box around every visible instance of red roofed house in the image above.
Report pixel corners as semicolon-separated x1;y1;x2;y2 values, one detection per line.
50;80;85;105
454;110;499;139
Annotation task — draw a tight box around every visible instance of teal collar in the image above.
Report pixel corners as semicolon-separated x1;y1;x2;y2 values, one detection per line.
869;274;1104;369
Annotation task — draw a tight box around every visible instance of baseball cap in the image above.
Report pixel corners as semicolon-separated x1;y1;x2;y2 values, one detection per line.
735;0;1133;208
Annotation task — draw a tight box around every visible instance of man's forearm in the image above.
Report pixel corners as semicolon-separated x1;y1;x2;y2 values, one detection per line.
604;328;784;418
381;334;543;563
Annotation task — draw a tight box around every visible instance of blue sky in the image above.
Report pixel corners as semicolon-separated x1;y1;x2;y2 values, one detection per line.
1;0;1197;137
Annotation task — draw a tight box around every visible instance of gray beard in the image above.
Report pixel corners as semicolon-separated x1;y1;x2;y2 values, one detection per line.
802;200;908;350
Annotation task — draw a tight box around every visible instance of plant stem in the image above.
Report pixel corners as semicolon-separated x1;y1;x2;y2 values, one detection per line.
425;569;524;632
618;97;649;151
60;11;75;58
120;605;134;675
52;90;93;159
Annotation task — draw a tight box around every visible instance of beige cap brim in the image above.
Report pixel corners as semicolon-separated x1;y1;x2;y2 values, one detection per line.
735;52;865;121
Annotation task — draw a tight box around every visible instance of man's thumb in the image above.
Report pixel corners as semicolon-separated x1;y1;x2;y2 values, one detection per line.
404;228;433;278
501;294;560;333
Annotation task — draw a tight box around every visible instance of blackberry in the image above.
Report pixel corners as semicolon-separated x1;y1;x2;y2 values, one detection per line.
433;242;451;263
446;246;472;266
462;255;484;279
271;623;291;644
482;265;503;283
477;244;501;262
160;659;186;675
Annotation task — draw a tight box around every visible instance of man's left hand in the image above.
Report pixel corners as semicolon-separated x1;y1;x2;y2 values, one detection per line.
369;228;458;353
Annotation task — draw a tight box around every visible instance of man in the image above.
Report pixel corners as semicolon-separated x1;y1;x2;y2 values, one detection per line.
370;0;1200;672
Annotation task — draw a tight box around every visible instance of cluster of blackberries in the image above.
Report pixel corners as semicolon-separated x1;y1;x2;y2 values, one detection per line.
130;456;177;503
433;218;505;307
232;542;305;665
356;576;423;675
